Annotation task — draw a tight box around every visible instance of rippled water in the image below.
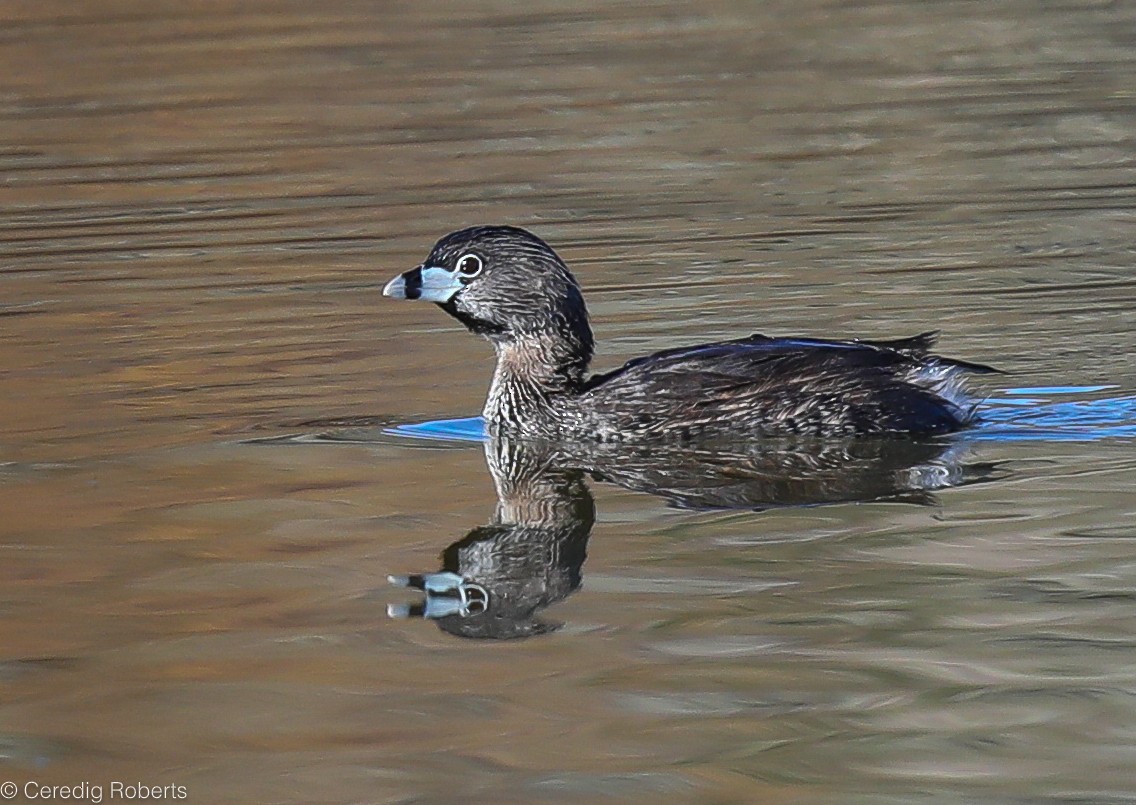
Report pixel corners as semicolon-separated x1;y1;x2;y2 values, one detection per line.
3;2;1136;803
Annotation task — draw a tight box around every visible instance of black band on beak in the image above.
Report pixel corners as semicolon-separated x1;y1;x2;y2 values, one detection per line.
402;266;423;300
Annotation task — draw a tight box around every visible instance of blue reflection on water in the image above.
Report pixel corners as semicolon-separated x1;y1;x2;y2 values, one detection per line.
387;416;487;442
975;387;1136;441
386;387;1136;445
1000;385;1118;397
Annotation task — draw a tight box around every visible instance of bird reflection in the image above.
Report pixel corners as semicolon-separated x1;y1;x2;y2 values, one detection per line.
389;438;593;639
389;435;994;639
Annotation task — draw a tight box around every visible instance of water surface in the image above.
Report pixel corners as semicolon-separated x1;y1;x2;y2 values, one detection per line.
2;2;1136;803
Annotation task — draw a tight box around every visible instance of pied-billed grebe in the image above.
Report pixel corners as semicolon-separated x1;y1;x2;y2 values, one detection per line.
383;226;997;440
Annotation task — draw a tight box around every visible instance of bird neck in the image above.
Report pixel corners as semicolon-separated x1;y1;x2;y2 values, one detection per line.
485;326;592;429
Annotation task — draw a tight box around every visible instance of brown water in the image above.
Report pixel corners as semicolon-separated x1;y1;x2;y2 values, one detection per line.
3;1;1136;802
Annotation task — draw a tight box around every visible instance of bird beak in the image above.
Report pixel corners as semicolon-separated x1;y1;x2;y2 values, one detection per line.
382;265;464;303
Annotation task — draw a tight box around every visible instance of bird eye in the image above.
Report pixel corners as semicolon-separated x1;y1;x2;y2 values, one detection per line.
455;254;483;278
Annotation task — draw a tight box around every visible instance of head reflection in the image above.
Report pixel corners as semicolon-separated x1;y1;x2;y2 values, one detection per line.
389;435;994;639
389;437;593;639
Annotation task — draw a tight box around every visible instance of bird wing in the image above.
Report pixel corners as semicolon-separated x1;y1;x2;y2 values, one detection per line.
578;333;991;436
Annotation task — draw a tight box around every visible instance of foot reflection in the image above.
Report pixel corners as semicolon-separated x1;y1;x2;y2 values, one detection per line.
389;436;995;639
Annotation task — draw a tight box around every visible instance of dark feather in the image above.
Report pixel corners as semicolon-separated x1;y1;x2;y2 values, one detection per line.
580;335;977;437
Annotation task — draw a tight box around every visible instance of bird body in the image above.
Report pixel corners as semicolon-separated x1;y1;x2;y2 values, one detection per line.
383;226;996;441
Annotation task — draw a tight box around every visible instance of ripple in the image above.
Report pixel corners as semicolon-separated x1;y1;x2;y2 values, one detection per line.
650;636;788;658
